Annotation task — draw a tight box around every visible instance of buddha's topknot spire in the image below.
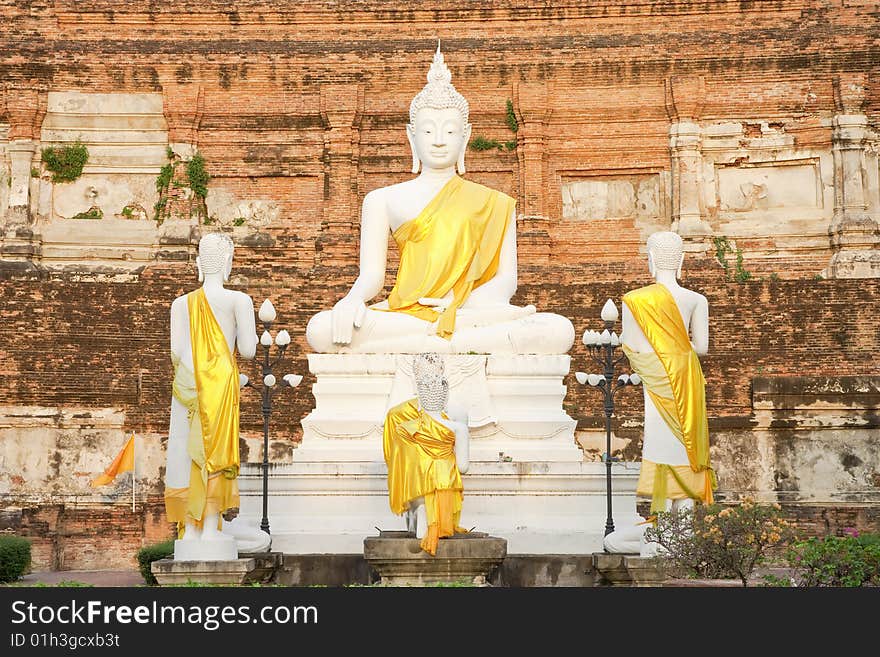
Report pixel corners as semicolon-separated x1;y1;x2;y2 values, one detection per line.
409;43;469;125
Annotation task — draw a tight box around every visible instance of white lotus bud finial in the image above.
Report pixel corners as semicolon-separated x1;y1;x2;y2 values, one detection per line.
629;373;642;386
601;299;619;323
575;372;588;385
260;330;273;347
239;374;249;388
600;329;612;344
275;330;291;346
283;374;303;388
258;299;277;323
587;374;604;386
263;374;277;387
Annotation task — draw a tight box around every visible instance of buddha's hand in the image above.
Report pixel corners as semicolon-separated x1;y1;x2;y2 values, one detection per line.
418;296;450;313
331;295;368;345
455;303;537;327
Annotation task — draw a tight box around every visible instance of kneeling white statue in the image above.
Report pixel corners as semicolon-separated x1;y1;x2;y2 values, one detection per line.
163;232;267;559
603;231;717;556
306;45;573;355
383;353;470;555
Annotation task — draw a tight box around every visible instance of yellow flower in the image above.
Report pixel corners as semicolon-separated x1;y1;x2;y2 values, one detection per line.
704;515;716;524
719;508;733;517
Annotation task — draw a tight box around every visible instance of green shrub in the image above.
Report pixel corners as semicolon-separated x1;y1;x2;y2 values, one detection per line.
0;535;32;583
41;141;89;183
644;498;796;587
787;531;880;587
136;540;174;586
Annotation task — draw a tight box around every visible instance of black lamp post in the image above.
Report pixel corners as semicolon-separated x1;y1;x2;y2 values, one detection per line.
242;299;302;535
576;299;641;540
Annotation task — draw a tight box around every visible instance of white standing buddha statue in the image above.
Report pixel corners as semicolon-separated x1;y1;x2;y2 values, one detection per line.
305;45;574;355
603;230;717;555
164;232;267;560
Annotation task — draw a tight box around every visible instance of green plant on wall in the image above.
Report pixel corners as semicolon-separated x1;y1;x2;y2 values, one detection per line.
734;248;752;283
469;99;518;153
153;159;175;224
71;207;103;221
153;149;211;224
713;235;752;283
470;136;506;152
153;198;167;223
505;99;519;134
187;154;210;199
41;141;89;183
156;163;174;194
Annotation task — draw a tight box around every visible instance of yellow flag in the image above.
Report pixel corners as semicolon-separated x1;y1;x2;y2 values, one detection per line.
90;434;135;487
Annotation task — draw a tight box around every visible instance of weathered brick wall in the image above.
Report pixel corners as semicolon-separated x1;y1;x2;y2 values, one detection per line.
0;258;876;439
0;499;170;571
2;1;879;264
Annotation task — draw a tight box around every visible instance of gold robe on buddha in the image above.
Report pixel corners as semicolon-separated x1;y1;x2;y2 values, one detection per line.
380;175;516;339
383;398;467;555
622;283;717;513
164;288;241;536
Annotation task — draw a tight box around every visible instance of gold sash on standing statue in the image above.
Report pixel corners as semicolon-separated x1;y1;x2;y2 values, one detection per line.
380;175;516;339
622;283;716;513
164;288;241;536
383;398;467;555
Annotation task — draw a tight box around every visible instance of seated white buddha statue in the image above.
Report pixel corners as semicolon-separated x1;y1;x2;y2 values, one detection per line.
306;46;574;355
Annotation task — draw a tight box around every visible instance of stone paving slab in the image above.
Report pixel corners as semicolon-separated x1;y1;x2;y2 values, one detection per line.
14;570;145;587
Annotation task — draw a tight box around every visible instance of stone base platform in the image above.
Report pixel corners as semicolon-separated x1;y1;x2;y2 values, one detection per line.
238;460;641;554
270;553;597;586
363;531;507;586
591;553;669;587
239;352;641;555
151;558;257;586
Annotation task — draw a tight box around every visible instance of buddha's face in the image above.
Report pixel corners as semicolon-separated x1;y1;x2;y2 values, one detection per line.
407;107;471;171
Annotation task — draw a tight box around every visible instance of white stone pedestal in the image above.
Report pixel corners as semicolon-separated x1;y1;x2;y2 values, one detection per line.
237;353;641;555
299;353;582;462
152;558;256;586
173;535;237;562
